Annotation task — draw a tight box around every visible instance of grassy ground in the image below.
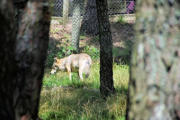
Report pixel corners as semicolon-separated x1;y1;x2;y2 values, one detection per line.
39;61;129;120
39;15;134;120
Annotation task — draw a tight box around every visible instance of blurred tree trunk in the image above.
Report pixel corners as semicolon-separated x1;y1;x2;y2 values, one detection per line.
0;0;50;119
96;0;115;97
0;0;17;119
71;0;83;53
63;0;69;25
81;0;99;36
126;0;180;120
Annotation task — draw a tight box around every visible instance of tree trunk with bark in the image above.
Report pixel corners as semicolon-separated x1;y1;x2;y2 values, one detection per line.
81;0;99;36
0;0;17;119
71;0;82;53
0;0;50;119
126;0;180;119
63;0;69;25
96;0;115;97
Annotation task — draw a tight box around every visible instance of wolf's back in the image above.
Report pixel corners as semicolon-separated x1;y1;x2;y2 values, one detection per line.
80;53;92;65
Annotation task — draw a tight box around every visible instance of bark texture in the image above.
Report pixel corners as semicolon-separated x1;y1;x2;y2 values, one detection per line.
126;0;180;120
0;0;17;119
81;0;99;36
96;0;115;97
71;0;82;53
0;0;50;119
63;0;69;25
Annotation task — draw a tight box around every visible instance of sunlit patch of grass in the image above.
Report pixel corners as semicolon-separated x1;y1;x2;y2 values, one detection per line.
80;35;87;40
113;64;129;93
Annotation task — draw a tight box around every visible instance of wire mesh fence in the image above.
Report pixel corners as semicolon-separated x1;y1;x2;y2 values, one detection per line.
48;0;135;64
49;0;135;17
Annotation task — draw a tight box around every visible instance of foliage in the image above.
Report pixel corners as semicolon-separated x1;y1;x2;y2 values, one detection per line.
113;47;131;64
45;44;57;67
92;36;99;43
82;46;100;60
45;41;77;68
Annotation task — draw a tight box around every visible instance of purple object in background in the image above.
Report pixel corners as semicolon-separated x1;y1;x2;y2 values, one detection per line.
127;1;135;14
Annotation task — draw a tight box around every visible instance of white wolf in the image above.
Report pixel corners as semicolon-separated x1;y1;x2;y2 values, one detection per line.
50;53;92;80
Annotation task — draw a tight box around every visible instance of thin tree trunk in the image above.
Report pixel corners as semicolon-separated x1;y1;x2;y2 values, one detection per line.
71;0;82;53
0;0;17;119
126;0;180;119
96;0;115;97
0;0;50;119
63;0;69;25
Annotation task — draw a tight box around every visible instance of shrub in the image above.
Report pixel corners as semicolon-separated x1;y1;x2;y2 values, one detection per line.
82;46;100;60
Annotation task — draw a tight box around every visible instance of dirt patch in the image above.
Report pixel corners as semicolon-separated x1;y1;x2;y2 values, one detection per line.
48;15;135;64
49;16;135;49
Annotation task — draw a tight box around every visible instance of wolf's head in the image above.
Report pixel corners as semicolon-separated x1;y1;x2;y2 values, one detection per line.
50;57;66;74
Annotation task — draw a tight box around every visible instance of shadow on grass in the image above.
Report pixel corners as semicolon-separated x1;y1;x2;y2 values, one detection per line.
111;22;134;65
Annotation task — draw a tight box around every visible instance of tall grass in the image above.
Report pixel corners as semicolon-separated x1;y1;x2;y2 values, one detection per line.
39;61;129;120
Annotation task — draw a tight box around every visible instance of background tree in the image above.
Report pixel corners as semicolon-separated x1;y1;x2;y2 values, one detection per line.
0;0;50;119
63;0;69;25
0;0;17;119
81;0;99;36
126;0;180;119
71;0;83;53
96;0;115;97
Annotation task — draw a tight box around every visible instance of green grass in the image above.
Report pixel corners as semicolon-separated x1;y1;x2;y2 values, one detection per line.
39;87;126;120
42;60;129;89
39;61;129;120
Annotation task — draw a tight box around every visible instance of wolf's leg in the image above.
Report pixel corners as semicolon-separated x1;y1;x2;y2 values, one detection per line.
79;68;83;80
66;65;72;80
85;73;89;78
85;65;90;78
